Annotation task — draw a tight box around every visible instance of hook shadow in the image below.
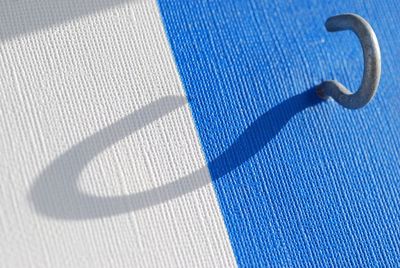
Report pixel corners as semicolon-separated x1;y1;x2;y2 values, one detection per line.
29;89;323;220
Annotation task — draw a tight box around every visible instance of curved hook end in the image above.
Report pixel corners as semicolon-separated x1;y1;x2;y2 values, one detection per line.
317;13;381;109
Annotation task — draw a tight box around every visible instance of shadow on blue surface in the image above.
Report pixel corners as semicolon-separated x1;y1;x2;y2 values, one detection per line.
209;88;322;178
29;89;322;220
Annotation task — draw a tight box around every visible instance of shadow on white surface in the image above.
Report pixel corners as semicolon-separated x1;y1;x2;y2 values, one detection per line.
28;96;212;220
29;89;323;220
0;0;132;40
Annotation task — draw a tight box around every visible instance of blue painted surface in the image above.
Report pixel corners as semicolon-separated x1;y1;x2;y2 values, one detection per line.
158;0;400;266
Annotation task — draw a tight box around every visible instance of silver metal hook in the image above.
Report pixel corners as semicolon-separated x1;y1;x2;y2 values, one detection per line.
316;13;381;109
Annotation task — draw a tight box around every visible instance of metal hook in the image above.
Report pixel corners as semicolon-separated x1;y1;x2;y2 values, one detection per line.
316;13;381;109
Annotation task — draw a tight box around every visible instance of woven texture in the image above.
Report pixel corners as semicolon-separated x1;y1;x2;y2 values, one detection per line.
0;1;235;267
159;0;400;266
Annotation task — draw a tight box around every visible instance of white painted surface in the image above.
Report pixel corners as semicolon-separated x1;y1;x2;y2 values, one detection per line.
0;1;236;267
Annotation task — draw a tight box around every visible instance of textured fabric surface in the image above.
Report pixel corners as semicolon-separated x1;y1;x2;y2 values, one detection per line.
0;1;236;267
158;0;400;266
2;0;400;266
